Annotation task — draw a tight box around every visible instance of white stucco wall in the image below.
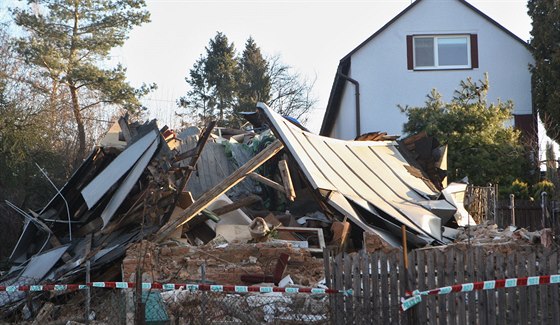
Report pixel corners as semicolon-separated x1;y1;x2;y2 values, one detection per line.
331;0;533;140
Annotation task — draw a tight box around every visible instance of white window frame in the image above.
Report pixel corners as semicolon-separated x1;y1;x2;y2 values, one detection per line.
413;35;471;70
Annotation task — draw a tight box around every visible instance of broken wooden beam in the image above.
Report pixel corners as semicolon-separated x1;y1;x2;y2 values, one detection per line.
179;120;217;191
278;159;296;201
248;172;286;194
118;115;135;144
155;139;284;242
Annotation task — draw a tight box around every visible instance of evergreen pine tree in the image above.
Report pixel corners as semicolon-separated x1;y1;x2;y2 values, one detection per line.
528;0;560;142
204;32;239;124
12;0;152;163
401;76;528;186
237;37;271;114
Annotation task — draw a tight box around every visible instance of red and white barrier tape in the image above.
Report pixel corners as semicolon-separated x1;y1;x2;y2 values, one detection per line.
401;274;560;311
0;282;351;295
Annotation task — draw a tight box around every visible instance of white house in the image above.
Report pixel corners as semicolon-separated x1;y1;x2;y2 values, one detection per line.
319;0;535;141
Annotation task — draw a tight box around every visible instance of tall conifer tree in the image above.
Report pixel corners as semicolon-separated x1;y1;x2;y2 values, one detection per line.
180;33;315;127
238;37;271;114
528;0;560;142
12;0;152;162
204;32;239;123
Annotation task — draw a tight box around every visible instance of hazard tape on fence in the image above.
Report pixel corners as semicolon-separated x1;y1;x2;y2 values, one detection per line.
0;282;352;296
401;274;560;311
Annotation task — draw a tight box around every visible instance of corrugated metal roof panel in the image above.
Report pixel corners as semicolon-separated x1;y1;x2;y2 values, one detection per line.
258;103;459;244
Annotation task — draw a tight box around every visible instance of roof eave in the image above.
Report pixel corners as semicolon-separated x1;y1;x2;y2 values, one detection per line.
319;58;351;136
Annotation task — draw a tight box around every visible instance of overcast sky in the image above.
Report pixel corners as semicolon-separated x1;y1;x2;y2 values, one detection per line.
111;0;531;132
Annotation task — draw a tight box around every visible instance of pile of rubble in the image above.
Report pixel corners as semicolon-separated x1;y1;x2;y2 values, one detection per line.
455;221;554;248
0;116;193;311
0;103;477;319
123;239;324;287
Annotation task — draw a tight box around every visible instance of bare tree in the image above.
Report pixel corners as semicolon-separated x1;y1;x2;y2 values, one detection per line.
267;55;317;125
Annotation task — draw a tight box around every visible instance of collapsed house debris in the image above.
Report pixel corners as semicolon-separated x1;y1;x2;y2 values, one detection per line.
454;221;555;248
0;116;191;311
254;103;474;247
123;240;324;287
1;102;481;320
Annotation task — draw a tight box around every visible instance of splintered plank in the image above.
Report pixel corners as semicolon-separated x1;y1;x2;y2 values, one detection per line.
400;250;411;325
278;159;296;201
446;248;456;325
538;251;549;324
550;252;559;325
155;140;283;242
179;121;216;191
380;253;390;324
527;252;538;323
426;250;437;324
486;251;496;325
344;253;354;323
352;253;362;324
248;172;286;194
371;252;380;324
323;249;335;325
476;247;487;325
389;253;400;324
506;252;518;324
334;252;344;325
466;248;476;325
361;251;371;324
415;250;428;324
436;250;447;325
519;252;528;325
456;248;466;325
496;254;506;325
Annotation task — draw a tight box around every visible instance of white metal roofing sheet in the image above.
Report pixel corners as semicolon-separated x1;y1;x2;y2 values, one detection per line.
258;103;453;241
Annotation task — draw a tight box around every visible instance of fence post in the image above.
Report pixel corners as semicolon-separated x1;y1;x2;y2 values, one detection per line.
553;201;558;237
510;194;515;226
541;192;548;229
85;260;91;324
201;262;207;325
134;266;145;325
493;184;498;222
484;184;490;222
402;226;416;325
84;233;92;324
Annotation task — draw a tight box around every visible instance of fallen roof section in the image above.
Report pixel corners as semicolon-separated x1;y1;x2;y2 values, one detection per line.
257;102;461;246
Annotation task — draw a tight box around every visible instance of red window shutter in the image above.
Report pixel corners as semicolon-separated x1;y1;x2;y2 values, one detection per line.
406;35;413;70
470;34;478;69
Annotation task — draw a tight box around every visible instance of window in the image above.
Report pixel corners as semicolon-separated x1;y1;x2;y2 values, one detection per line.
406;34;478;70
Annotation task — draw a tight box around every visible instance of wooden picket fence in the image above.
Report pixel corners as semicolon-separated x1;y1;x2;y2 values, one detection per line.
324;245;560;324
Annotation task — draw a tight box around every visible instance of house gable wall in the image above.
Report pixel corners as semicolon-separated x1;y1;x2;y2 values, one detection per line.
330;0;533;140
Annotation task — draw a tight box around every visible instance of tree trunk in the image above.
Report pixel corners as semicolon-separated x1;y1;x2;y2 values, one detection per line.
70;84;86;166
69;0;85;166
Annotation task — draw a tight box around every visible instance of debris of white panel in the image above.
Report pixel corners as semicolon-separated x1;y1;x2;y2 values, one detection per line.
81;130;158;209
417;199;457;224
435;145;448;188
21;245;70;281
442;182;477;227
326;191;403;247
100;136;160;228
